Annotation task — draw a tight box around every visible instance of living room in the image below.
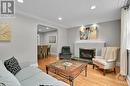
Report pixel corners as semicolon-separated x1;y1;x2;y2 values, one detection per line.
0;0;130;86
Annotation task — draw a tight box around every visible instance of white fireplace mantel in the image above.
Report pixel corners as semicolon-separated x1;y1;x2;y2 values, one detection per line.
75;40;105;43
74;40;105;57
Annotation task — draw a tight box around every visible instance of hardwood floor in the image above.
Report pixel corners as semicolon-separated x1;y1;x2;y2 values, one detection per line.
38;55;128;86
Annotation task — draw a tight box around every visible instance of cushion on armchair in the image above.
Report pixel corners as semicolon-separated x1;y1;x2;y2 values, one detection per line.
62;46;71;53
104;47;118;61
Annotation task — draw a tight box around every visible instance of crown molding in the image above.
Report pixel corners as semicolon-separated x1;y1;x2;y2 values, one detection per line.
16;10;67;29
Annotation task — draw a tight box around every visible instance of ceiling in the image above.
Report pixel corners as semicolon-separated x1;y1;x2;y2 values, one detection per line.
37;24;57;33
16;0;127;28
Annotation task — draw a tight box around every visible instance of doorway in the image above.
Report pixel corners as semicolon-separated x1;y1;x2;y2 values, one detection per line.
37;24;58;60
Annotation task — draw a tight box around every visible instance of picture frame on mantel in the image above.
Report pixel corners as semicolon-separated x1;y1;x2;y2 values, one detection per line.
80;25;97;40
0;22;11;41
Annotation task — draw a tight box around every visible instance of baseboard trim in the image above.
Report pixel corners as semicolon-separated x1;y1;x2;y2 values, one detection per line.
127;76;130;86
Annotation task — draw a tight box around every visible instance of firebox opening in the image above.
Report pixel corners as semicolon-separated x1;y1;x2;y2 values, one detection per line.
79;48;96;64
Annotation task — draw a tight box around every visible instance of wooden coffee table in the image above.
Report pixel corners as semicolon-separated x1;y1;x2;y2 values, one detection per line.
46;60;87;86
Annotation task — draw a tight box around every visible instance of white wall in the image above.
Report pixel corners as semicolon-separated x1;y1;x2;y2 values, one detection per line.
67;20;121;55
39;31;57;44
98;20;121;47
0;15;37;67
57;28;68;56
0;14;68;66
39;30;58;55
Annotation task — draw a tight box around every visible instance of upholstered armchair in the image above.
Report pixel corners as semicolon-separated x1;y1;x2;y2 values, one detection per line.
92;47;119;75
59;46;72;60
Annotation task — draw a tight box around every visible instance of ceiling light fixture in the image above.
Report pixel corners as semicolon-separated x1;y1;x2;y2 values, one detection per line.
58;17;62;21
38;29;42;32
46;27;50;29
17;0;24;3
90;5;96;10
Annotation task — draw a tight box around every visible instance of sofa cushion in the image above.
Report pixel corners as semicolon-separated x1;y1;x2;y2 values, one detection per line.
4;57;21;75
0;60;21;86
15;66;42;82
20;71;69;86
15;66;69;86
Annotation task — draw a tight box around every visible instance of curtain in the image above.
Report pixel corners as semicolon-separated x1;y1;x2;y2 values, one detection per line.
120;8;129;76
127;8;130;49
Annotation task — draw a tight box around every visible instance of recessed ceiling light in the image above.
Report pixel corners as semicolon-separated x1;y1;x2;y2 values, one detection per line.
38;29;42;32
46;27;50;29
90;5;96;10
58;17;62;21
17;0;24;3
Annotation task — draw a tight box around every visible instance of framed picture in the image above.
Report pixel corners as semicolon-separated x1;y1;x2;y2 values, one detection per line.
0;22;11;41
49;36;56;43
80;25;97;40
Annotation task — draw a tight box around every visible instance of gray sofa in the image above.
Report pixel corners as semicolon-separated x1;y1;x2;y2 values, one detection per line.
0;60;69;86
15;66;69;86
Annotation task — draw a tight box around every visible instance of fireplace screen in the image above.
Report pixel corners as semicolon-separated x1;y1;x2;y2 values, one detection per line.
80;48;95;61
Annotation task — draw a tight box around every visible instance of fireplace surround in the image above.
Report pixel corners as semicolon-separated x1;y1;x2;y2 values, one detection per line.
74;40;105;57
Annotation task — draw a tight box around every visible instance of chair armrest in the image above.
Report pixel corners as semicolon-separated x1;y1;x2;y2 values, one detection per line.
94;56;104;59
106;59;116;62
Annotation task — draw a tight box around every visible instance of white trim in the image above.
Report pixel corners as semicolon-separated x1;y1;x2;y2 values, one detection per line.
127;48;130;50
127;76;130;86
75;40;105;43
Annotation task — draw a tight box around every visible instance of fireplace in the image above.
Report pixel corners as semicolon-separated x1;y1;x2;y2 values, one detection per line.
79;48;96;63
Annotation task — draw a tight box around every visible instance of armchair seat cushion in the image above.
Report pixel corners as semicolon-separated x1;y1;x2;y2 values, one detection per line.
93;58;116;69
93;58;107;65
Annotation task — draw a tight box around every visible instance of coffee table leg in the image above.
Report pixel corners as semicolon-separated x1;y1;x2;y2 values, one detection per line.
46;66;48;74
69;79;74;86
85;65;87;77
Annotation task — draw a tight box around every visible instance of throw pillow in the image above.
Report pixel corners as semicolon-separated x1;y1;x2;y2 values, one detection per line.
0;60;22;86
4;57;21;75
